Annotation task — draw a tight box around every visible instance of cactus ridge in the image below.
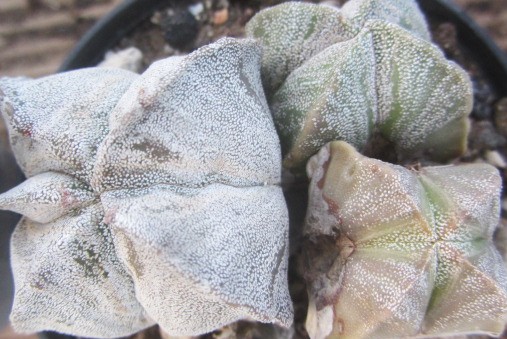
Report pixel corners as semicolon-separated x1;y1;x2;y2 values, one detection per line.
248;1;471;175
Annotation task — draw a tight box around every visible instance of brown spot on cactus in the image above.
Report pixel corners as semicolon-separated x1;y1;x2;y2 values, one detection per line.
9;205;152;338
304;141;507;338
323;195;340;219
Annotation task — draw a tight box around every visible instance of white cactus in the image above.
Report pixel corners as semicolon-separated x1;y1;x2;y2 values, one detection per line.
0;38;292;338
273;20;471;175
246;0;430;94
247;2;471;176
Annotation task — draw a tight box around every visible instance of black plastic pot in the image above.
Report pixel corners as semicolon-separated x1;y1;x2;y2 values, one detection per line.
1;0;507;338
59;0;169;72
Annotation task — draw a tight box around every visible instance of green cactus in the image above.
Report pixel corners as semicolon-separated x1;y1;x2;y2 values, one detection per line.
0;38;292;337
304;141;507;339
247;1;472;176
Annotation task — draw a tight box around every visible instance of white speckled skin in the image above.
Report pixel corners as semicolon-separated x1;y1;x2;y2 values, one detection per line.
246;0;429;95
10;205;153;338
92;39;280;191
101;184;291;334
341;0;429;40
271;20;472;174
0;38;292;337
304;141;507;339
0;172;95;223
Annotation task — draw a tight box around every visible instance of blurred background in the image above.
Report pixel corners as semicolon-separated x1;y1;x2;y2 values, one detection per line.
0;0;122;77
0;0;505;78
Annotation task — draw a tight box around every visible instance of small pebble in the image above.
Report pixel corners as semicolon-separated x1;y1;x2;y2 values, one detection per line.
212;325;236;339
99;47;143;73
188;2;204;19
159;8;199;49
485;150;507;168
471;78;495;120
494;97;507;137
213;8;229;25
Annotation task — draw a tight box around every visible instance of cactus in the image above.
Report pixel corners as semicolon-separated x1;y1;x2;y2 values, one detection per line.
247;2;472;176
0;38;292;337
304;141;507;339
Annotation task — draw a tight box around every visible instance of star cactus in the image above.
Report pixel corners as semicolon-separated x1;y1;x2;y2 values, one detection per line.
0;38;292;338
304;141;507;339
247;1;472;176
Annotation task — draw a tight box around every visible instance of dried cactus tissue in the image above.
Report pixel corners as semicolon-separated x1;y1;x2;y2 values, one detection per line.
0;0;506;338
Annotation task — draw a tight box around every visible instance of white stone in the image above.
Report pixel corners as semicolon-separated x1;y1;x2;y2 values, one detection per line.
188;2;204;18
99;47;143;73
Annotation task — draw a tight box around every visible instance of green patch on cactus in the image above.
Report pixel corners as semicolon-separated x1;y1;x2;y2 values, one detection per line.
304;141;507;339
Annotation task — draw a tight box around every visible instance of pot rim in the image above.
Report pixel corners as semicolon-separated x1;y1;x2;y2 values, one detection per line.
59;0;168;72
417;0;507;96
